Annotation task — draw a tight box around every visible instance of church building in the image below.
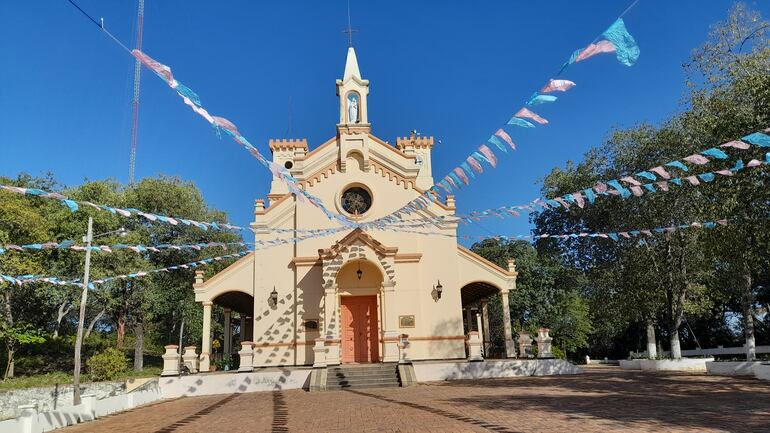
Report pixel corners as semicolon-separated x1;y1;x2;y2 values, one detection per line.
192;47;519;371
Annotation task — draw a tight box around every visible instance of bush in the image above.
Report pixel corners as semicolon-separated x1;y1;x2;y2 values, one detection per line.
86;348;127;381
551;346;566;359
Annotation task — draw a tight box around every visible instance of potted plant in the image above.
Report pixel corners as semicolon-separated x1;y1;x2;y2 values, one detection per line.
211;339;221;371
217;354;233;371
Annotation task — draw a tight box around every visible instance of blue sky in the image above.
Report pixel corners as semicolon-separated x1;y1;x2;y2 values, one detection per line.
1;1;766;244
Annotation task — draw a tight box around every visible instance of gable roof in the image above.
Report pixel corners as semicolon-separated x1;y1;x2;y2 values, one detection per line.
318;228;398;260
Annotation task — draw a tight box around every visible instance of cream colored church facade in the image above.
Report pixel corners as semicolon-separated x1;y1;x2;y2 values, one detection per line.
193;47;518;371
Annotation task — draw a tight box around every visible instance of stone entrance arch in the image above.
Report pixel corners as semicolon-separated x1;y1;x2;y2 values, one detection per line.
317;229;401;364
460;281;516;358
336;259;384;363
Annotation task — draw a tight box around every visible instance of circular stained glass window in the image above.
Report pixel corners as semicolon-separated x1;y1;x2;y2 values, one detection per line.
341;186;372;215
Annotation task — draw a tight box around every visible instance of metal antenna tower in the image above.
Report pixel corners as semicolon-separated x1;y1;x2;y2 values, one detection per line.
128;0;145;185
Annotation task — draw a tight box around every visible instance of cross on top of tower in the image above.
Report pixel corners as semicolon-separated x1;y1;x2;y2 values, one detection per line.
342;0;358;47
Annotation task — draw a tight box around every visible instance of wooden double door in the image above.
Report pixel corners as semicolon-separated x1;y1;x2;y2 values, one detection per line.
340;296;379;363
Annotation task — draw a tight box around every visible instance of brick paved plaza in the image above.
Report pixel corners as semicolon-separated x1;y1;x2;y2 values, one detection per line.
60;367;770;433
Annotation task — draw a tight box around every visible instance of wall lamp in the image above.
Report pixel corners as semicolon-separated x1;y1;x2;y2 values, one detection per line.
269;287;278;307
431;280;443;302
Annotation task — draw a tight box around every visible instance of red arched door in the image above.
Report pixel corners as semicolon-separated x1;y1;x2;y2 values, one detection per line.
340;296;379;363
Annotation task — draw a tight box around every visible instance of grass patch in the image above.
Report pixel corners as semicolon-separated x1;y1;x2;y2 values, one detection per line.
0;367;162;392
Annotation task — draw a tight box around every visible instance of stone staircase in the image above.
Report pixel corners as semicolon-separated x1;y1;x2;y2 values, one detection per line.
326;364;401;390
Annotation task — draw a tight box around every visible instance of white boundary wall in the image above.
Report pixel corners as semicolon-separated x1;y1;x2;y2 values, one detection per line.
639;358;714;372
413;359;582;382
755;363;770;380
631;344;770;359
0;380;161;433
159;369;312;399
619;359;642;370
706;361;763;376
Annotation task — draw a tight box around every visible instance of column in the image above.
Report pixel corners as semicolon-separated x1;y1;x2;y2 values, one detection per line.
465;308;473;333
481;299;491;355
475;313;484;357
200;301;213;372
382;281;399;363
500;289;516;358
323;285;340;365
223;308;232;354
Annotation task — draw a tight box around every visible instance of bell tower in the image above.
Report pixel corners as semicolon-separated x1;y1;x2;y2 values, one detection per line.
336;47;372;173
336;47;370;134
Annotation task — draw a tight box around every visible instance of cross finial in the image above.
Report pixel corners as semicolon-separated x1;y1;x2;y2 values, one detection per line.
342;0;358;47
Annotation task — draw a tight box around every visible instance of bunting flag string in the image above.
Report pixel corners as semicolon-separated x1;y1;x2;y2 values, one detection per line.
0;184;242;231
0;220;470;289
0;251;250;289
459;218;729;243
62;1;348;224
0;184;241;232
0;241;249;256
365;13;642;228
364;129;770;230
362;217;733;246
130;49;350;224
0;182;461;245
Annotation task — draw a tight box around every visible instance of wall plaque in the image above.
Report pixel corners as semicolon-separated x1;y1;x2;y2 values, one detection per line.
399;315;415;328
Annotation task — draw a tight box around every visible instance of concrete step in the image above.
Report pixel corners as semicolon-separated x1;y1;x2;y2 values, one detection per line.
326;364;401;390
329;364;396;371
327;381;401;390
328;370;399;378
327;376;399;385
326;377;398;385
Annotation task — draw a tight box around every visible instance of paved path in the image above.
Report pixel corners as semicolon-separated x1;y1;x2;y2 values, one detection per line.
60;367;770;432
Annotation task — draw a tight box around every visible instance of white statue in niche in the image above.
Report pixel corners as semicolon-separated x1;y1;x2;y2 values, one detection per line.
347;93;359;123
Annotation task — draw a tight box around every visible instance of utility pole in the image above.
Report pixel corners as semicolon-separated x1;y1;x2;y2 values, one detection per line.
73;217;93;406
71;220;126;405
128;0;145;184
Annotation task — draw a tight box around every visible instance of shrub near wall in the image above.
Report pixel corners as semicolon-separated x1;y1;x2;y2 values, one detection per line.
87;348;127;381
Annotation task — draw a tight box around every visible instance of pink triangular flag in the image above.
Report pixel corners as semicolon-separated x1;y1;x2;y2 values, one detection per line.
478;144;498;168
514;107;548;125
541;79;576;93
621;176;642;186
453;167;470;185
494;129;516;150
720;140;750;150
554;197;570;208
573;192;585;208
683;154;709;165
466;156;483;173
576;40;616;62
650;166;671;180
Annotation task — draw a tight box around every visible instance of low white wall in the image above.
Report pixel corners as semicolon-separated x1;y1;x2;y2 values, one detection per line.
0;380;124;421
619;360;642;370
755;363;770;381
0;379;162;433
639;358;714;372
413;359;582;382
159;369;312;399
706;361;762;376
631;344;770;359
